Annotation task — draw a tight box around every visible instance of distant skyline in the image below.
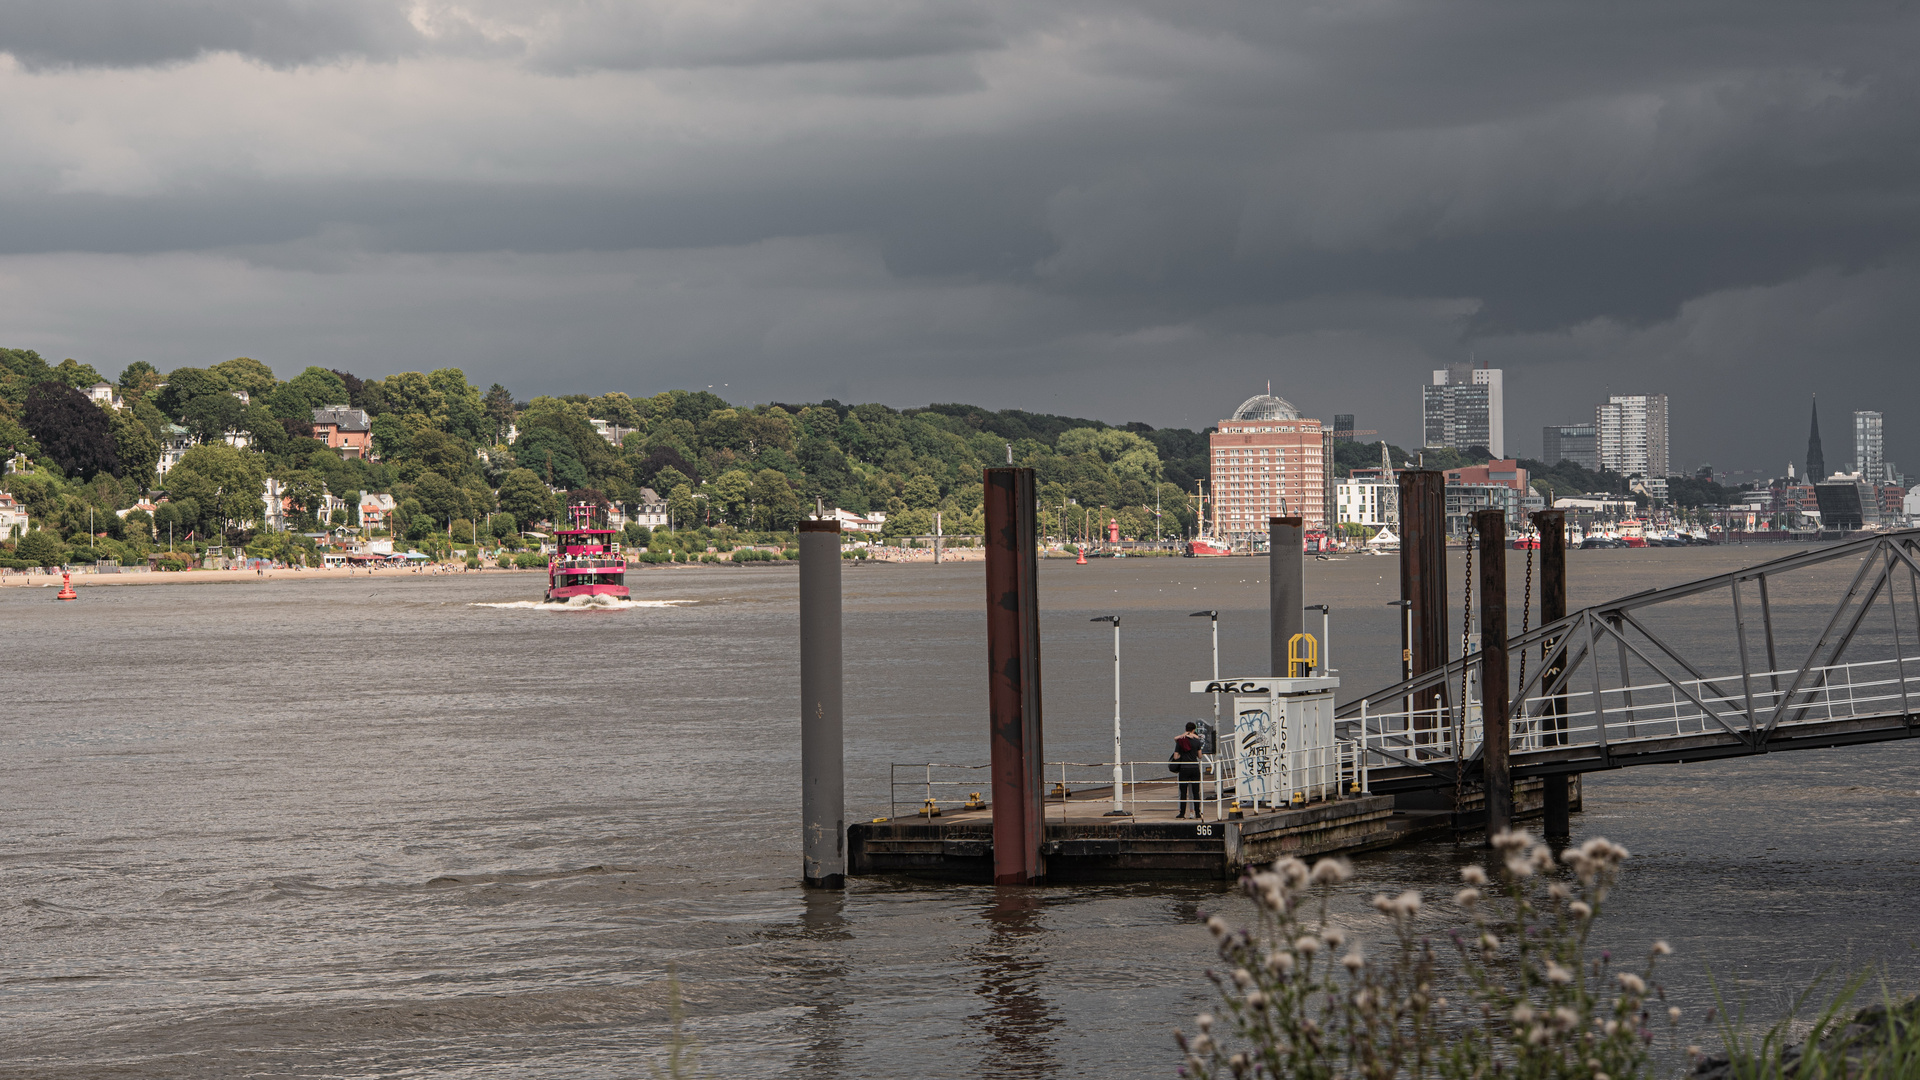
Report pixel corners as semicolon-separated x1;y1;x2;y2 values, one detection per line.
2;2;1916;479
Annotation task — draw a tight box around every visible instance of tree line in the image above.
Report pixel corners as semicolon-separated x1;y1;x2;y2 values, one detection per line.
0;346;1215;567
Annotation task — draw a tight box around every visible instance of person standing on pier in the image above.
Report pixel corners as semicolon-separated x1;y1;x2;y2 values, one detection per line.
1173;722;1204;819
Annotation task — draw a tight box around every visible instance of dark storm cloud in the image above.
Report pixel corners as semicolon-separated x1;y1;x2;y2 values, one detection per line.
1;0;1918;474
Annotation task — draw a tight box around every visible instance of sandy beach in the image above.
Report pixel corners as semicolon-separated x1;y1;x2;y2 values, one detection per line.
0;564;548;588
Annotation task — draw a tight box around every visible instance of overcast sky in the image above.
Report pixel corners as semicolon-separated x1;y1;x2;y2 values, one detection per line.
2;1;1917;478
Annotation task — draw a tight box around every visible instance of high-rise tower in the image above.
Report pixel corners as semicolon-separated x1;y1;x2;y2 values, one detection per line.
1854;410;1884;482
1806;396;1826;482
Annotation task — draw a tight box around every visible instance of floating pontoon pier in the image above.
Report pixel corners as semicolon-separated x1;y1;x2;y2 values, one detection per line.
833;471;1583;884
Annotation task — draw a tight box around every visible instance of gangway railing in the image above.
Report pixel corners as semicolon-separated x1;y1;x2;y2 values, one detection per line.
1340;530;1920;788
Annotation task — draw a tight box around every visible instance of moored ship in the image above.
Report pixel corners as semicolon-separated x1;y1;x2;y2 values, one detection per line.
545;503;629;602
1185;479;1233;556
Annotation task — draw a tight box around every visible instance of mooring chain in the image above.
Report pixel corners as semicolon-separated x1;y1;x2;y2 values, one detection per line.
1456;529;1474;815
1516;541;1535;701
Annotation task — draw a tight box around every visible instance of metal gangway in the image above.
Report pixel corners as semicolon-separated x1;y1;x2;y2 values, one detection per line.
1343;531;1920;794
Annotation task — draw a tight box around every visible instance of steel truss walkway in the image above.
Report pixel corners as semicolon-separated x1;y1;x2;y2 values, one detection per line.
1342;531;1920;796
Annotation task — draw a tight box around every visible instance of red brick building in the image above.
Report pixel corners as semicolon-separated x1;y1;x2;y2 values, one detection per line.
1209;393;1329;536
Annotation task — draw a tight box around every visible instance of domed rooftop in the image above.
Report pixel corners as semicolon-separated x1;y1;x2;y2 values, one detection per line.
1231;393;1300;421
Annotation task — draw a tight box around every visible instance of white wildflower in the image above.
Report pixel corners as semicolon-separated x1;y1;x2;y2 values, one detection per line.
1460;865;1489;885
1492;827;1532;853
1310;857;1353;884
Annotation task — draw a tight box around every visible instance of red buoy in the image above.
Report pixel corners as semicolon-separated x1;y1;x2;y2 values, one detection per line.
1075;548;1087;565
56;572;77;601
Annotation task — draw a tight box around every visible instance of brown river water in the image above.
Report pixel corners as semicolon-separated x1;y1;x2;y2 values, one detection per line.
3;546;1916;1077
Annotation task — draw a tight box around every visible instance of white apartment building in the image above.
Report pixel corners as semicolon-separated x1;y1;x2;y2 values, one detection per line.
1854;410;1886;483
1335;478;1393;527
630;488;669;528
1422;364;1504;458
0;492;29;536
1597;394;1670;484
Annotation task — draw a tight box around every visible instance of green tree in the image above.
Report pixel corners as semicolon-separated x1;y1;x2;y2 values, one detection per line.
666;483;698;529
412;469;463;525
490;511;518;537
182;394;245;445
279;470;328;528
118;361;163;394
428;368;487;444
241;404;286;454
267;366;350;421
133;397;169;442
164;443;266;536
590;392;643;428
512;426;588;490
751;468;805;530
152;499;198;542
209;357;278;398
370;413;412;460
51;358;105;389
496;468;556;528
884;508;935;538
108;408;160;486
652;465;691;496
380;371;444;423
902;474;941;509
16;528;63;566
712;469;753;524
156;367;229;419
482;383;515;442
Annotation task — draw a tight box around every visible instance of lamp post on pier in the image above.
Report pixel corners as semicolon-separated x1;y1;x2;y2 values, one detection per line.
1387;600;1413;736
1306;604;1332;673
1091;615;1130;816
1189;609;1220;737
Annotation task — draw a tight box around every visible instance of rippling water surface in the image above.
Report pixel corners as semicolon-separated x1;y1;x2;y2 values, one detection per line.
4;546;1917;1077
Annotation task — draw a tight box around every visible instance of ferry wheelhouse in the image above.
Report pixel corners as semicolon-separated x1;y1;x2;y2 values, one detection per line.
546;503;629;602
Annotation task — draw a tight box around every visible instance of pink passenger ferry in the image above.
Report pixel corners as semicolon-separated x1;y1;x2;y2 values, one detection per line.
545;503;629;602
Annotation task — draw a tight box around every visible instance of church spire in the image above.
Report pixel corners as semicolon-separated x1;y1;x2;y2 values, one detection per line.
1806;395;1826;482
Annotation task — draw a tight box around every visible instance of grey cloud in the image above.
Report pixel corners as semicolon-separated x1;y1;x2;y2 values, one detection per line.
2;0;1918;481
0;0;422;67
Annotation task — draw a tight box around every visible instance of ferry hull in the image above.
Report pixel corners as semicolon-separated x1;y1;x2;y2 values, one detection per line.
546;580;629;602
